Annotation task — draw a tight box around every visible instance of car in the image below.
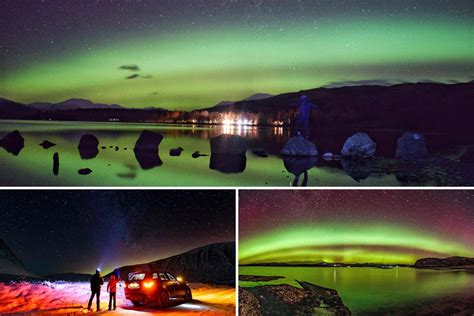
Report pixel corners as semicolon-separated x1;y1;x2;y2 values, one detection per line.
124;271;192;308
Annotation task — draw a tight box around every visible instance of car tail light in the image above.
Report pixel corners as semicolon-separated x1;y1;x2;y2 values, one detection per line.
143;281;155;288
128;282;140;289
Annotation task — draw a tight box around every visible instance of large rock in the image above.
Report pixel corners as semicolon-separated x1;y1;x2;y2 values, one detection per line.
414;256;474;268
341;132;376;158
239;281;351;316
460;145;474;163
0;130;24;155
77;134;99;159
396;132;427;160
133;130;164;170
210;134;247;155
281;135;318;157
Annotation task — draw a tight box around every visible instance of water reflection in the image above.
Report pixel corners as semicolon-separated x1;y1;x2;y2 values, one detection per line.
210;154;247;173
283;156;317;187
341;158;374;182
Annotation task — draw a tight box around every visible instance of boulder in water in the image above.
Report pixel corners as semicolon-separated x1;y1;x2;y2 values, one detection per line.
341;132;376;158
210;134;247;155
0;130;24;156
396;132;427;160
281;135;318;157
460;145;474;163
39;140;56;149
78;134;99;159
170;147;184;157
133;130;164;170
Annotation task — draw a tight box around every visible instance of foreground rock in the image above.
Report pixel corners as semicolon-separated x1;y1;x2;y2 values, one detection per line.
414;256;474;269
133;130;164;169
460;145;474;163
341;132;375;158
281;135;318;157
211;134;247;155
239;281;351;315
39;140;56;149
77;134;99;159
78;168;92;175
396;132;427;160
0;130;24;155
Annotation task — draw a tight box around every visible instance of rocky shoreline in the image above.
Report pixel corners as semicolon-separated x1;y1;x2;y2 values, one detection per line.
239;281;351;315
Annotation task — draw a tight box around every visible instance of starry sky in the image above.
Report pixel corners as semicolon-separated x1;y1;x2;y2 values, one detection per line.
0;190;235;275
0;0;473;110
239;190;474;265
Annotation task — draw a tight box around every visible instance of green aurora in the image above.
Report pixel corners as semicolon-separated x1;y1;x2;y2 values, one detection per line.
1;15;473;109
239;223;474;265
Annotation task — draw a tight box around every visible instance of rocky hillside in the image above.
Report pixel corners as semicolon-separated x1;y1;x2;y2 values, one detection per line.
414;256;474;268
0;239;37;278
116;242;235;285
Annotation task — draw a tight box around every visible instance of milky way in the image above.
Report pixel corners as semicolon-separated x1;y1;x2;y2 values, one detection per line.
0;190;235;275
239;190;474;265
1;0;473;109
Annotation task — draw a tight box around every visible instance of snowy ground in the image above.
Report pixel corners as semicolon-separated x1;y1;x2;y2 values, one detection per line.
0;281;236;315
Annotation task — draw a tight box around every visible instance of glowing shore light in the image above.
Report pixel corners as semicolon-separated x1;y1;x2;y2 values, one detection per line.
177;276;183;282
143;281;155;288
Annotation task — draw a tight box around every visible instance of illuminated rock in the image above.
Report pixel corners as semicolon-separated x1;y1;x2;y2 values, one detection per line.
341;132;376;158
281;134;318;157
0;130;24;156
211;134;247;155
396;132;427;160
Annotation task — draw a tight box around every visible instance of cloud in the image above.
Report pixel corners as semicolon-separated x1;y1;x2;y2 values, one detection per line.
126;74;152;80
119;64;140;71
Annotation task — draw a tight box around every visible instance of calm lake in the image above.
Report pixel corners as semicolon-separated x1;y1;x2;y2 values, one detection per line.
239;266;474;315
0;120;471;186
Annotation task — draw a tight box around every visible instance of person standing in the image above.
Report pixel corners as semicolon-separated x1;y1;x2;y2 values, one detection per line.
107;273;121;310
87;269;104;312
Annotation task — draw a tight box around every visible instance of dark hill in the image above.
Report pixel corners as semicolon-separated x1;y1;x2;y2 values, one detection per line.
202;82;474;138
414;256;474;268
0;239;38;279
116;242;235;285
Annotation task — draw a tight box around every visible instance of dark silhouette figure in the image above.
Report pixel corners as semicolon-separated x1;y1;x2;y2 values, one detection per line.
295;95;318;138
87;269;104;312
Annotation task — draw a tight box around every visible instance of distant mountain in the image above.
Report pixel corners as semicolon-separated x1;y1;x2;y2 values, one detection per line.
0;98;40;117
414;256;474;268
0;239;37;278
28;98;124;111
116;242;235;285
46;273;93;282
212;93;273;109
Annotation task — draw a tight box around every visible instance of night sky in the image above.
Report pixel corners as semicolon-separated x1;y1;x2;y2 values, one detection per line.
239;190;474;265
0;190;235;275
1;0;472;109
